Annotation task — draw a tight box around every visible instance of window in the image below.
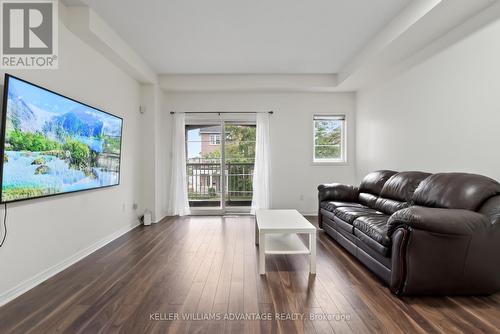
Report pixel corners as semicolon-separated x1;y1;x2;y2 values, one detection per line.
313;115;346;163
209;134;221;145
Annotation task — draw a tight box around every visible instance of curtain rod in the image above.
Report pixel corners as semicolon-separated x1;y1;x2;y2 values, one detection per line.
169;111;273;115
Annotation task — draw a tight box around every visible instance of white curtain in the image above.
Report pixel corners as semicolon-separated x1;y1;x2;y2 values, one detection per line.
251;113;271;214
168;113;191;216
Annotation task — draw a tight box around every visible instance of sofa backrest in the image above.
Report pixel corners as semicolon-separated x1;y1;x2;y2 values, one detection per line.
358;170;397;207
413;173;500;211
373;171;431;214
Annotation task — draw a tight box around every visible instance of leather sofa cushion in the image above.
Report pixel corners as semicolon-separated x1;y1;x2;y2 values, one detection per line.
358;192;378;208
321;212;336;229
355;229;391;257
354;215;391;256
380;171;432;202
353;215;391;246
359;170;398;196
320;201;365;212
334;216;358;236
322;208;355;235
373;198;408;215
334;206;384;224
320;208;336;221
373;171;431;215
413;173;500;211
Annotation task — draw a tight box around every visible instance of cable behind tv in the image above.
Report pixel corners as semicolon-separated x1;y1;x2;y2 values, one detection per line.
0;203;7;247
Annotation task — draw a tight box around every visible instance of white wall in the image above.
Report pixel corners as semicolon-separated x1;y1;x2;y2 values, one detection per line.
140;84;163;222
162;91;356;215
0;22;144;303
356;18;500;183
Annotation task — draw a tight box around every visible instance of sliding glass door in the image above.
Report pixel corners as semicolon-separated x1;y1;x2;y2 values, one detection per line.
224;124;256;209
185;122;256;213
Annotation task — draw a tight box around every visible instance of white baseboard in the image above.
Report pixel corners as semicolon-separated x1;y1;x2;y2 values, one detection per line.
0;222;140;307
155;213;169;223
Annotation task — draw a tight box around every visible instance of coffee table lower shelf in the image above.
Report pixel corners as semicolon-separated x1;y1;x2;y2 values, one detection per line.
264;234;310;254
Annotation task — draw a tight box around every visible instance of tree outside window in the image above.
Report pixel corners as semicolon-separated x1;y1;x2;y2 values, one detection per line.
313;115;345;162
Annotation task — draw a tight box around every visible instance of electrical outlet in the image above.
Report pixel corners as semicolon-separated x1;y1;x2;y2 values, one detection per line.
300;194;304;201
122;203;126;212
132;203;138;210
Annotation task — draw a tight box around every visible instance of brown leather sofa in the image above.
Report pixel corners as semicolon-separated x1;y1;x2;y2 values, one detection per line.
318;170;500;296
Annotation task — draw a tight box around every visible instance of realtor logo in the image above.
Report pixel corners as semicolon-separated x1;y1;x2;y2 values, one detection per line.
1;0;58;69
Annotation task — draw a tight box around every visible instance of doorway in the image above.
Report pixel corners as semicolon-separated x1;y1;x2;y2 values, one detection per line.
185;121;256;214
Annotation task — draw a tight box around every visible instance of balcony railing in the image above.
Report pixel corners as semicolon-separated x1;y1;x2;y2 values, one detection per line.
186;162;254;206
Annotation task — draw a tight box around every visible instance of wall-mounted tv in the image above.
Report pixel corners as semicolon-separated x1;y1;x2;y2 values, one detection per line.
0;74;123;203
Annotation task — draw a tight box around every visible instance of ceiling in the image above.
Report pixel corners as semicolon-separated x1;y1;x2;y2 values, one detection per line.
66;0;411;74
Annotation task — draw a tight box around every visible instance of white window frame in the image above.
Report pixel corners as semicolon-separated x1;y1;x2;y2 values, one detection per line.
312;115;347;164
208;134;221;145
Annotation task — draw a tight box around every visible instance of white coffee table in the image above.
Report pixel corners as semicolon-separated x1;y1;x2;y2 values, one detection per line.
255;209;317;275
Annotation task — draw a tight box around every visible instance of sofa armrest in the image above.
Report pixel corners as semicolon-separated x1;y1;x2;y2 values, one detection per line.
389;207;499;295
388;206;489;237
317;183;359;203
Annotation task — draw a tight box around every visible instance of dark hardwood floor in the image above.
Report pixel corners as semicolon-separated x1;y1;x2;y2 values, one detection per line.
1;215;499;333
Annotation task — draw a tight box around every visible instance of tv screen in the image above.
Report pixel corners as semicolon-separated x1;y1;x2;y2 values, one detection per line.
0;74;123;203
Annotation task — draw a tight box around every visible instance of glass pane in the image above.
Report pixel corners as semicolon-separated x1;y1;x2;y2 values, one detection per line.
314;119;343;160
315;145;341;160
314;120;341;146
224;124;256;207
224;124;256;163
186;125;221;207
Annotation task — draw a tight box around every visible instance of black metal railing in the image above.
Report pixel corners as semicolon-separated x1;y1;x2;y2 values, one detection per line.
186;162;254;206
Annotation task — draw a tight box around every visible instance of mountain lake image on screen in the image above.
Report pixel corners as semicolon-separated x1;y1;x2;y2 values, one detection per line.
0;75;123;203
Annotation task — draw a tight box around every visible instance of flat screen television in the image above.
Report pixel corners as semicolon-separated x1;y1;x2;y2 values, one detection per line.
0;74;123;203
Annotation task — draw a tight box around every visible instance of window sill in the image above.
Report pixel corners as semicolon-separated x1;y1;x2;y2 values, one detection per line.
312;160;350;167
